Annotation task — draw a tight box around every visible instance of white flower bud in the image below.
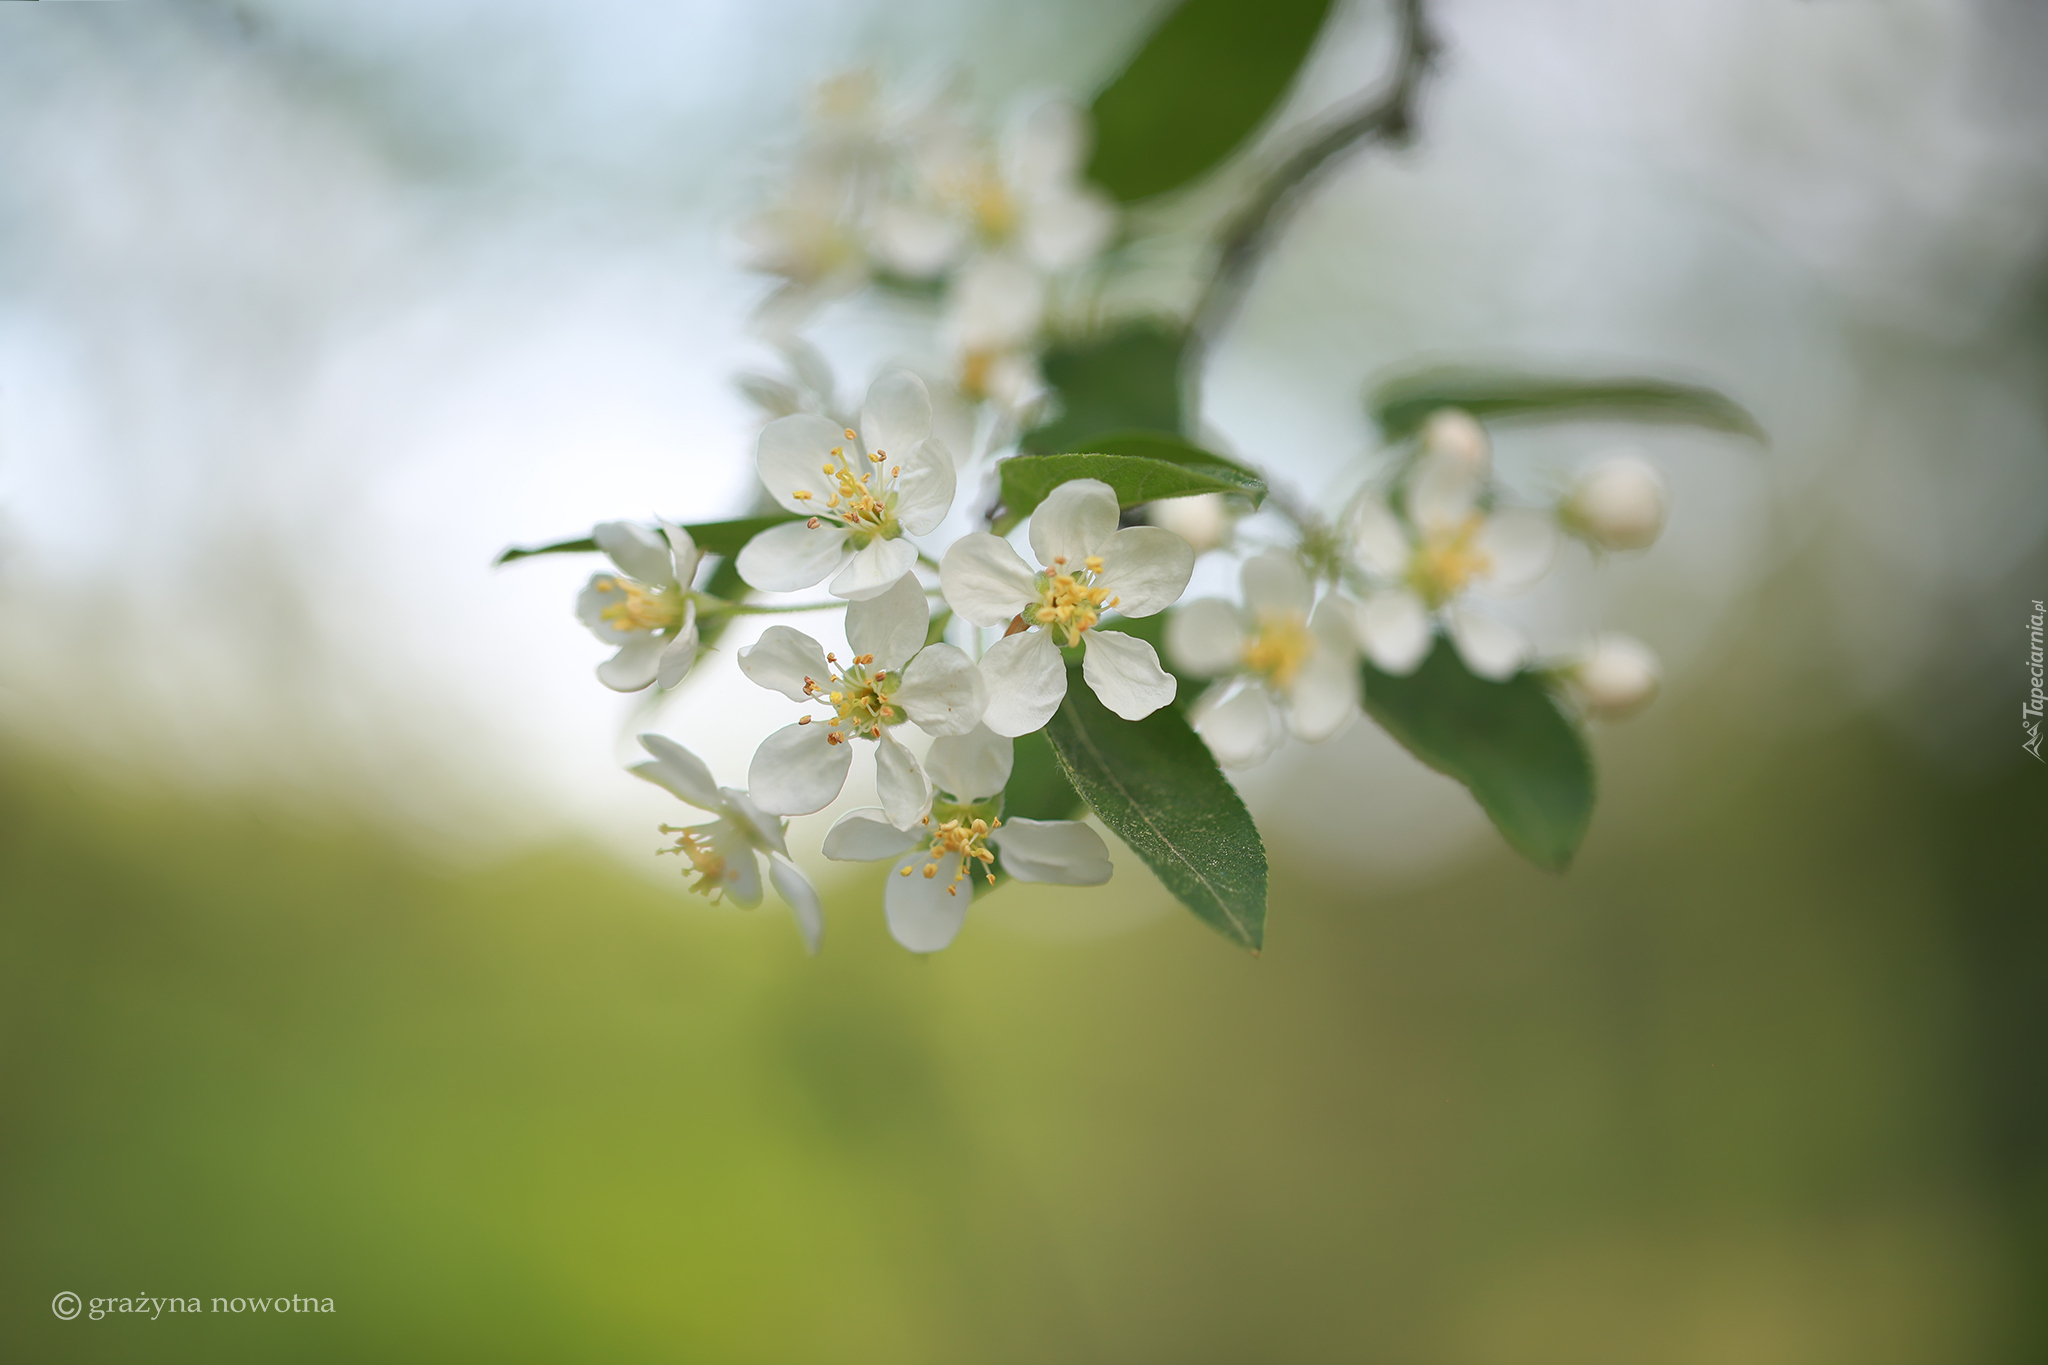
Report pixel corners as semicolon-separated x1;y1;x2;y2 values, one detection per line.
1146;493;1233;555
1561;453;1667;551
1570;634;1661;720
1419;408;1489;472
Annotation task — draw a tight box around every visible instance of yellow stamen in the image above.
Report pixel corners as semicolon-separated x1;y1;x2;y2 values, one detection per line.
1408;515;1492;609
1242;614;1315;689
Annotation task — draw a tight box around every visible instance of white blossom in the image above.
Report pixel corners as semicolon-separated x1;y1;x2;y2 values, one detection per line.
1560;452;1668;551
1346;410;1558;681
736;369;957;602
1167;552;1358;769
821;723;1110;953
631;733;825;954
1566;633;1661;719
575;520;703;692
737;574;986;828
940;478;1195;735
1145;492;1235;556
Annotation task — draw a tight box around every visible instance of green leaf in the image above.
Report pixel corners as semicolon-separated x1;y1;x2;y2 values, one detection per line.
993;453;1264;534
1045;678;1267;951
496;513;804;566
1020;323;1187;455
1088;0;1338;203
1000;729;1085;821
1362;639;1594;871
1369;368;1765;444
1075;429;1261;480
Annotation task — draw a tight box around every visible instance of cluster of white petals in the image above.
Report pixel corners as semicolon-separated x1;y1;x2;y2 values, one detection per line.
545;68;1686;955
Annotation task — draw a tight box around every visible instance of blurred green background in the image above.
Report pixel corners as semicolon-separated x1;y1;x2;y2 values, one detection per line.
5;638;2043;1361
4;0;2047;1360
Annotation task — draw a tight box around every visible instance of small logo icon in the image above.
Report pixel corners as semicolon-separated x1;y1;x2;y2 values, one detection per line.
52;1292;82;1320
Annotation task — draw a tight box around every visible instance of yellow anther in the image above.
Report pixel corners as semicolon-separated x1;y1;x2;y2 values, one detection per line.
1408;515;1493;609
797;715;812;725
597;577;684;634
843;428;858;440
1242;614;1315;689
1084;556;1103;573
793;489;812;500
922;864;937;879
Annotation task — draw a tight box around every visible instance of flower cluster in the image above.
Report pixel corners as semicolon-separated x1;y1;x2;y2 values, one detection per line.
538;72;1682;958
739;74;1115;416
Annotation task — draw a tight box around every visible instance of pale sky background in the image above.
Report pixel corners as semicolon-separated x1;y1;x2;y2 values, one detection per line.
1;0;2042;899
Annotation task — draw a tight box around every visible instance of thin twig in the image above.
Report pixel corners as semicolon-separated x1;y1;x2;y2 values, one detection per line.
1187;0;1438;355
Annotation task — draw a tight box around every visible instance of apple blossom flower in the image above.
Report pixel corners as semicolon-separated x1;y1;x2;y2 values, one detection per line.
821;723;1111;953
1346;410;1558;681
630;733;824;954
1167;552;1359;769
1145;492;1235;556
575;520;703;692
736;370;957;602
940;478;1195;735
1565;633;1661;719
1559;452;1668;551
737;574;986;828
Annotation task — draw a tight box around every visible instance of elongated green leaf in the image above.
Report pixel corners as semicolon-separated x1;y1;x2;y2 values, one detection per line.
994;453;1264;534
1001;729;1085;821
496;514;804;566
1088;0;1337;203
1021;323;1187;455
1370;368;1765;444
1076;429;1261;479
1362;640;1594;871
1045;678;1267;951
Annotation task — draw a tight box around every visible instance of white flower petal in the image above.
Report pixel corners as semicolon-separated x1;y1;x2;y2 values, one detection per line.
719;787;790;858
977;628;1068;737
1356;589;1432;676
1193;682;1281;769
885;850;972;953
659;520;702;588
735;519;852;593
1240;551;1312;619
871;204;967;277
1014;100;1086;191
655;601;699;689
1021;189;1115;271
822;809;922;862
597;635;665;692
893;642;987;736
593;520;676;586
922;724;1013;802
756;413;849;516
1409;448;1483;534
1080;630;1177;721
737;625;831;703
940;533;1039;627
1165;598;1247;676
631;733;722;810
719;839;764;910
747;721;854;816
949;254;1044;350
845;571;929;671
1348;496;1412;580
860;370;933;466
1028;477;1119;569
893;437;958;536
1096;526;1195;618
1284;602;1360;743
1445;606;1530;681
991;817;1112;886
767;854;824;955
1476;510;1559;594
874;729;935;829
829;536;920;602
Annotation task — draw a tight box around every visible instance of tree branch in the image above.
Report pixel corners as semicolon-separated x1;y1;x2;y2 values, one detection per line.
1187;0;1438;353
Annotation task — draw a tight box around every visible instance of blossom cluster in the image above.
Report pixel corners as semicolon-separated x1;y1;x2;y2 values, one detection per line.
548;78;1674;956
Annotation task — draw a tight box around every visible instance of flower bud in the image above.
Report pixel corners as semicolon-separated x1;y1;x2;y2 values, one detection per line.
1419;408;1490;472
1146;493;1233;555
1561;453;1667;551
1570;634;1661;720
